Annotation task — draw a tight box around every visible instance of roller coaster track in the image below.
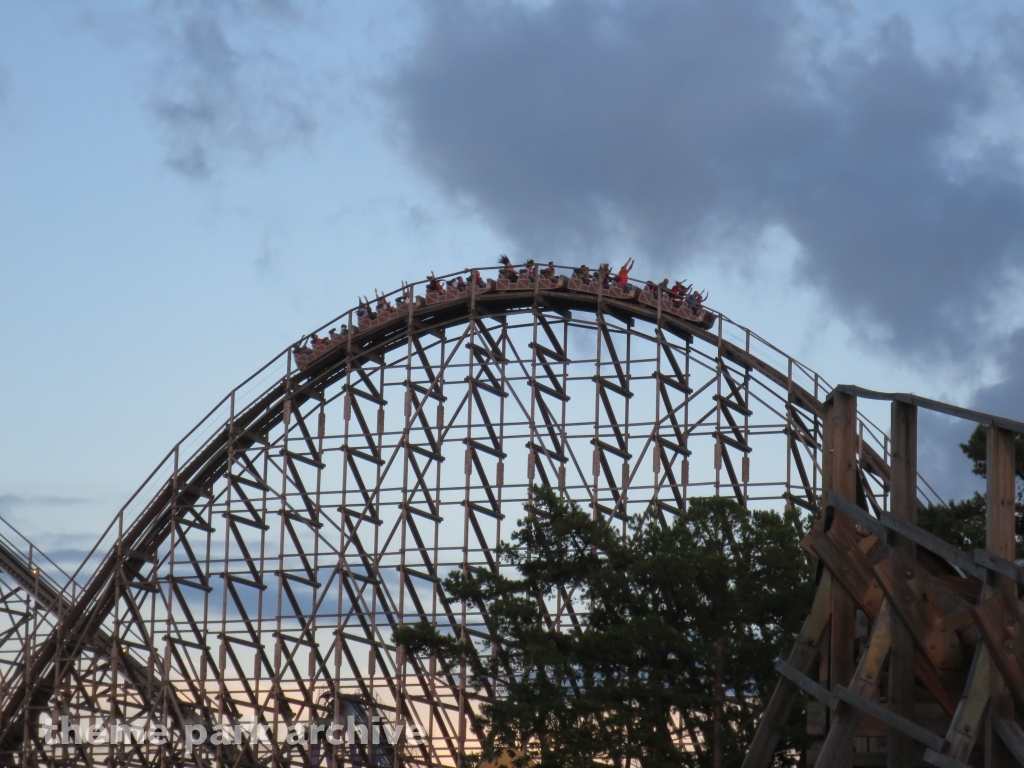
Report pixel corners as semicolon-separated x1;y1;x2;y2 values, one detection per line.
0;264;925;767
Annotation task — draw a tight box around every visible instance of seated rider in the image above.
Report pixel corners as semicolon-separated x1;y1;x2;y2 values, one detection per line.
573;264;591;281
616;258;635;287
670;281;688;306
498;255;518;280
540;261;556;278
472;269;487;288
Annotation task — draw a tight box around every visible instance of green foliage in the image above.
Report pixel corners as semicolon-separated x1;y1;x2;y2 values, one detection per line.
917;425;1024;558
917;493;987;554
959;424;1024;487
395;486;815;768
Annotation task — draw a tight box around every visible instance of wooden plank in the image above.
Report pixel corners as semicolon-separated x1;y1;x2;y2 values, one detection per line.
974;548;1024;589
941;644;992;762
985;425;1017;768
832;384;1024;437
824;489;886;538
808;520;884;618
870;549;960;714
815;600;895;765
824;490;986;580
807;516;958;715
774;659;838;709
833;684;945;752
889;400;919;768
972;589;1024;710
828;390;857;768
873;546;966;671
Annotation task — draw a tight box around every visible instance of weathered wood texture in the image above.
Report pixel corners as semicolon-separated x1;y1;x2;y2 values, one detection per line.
826;391;858;768
985;426;1017;768
889;400;918;767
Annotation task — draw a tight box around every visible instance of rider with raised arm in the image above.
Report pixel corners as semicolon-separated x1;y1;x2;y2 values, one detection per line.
616;258;635;287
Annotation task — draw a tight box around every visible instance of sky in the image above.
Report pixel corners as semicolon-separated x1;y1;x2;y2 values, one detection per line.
2;0;1024;567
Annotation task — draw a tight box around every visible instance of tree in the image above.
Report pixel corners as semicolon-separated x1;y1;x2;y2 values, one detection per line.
395;486;814;768
917;424;1024;558
957;423;1024;489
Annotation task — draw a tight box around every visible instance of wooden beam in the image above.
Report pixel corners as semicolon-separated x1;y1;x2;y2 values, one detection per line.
805;518;959;715
775;659;838;709
937;644;992;763
890;400;919;767
832;684;947;754
825;391;859;768
823;489;986;580
832;385;1024;436
986;426;1017;768
815;600;895;764
973;589;1024;709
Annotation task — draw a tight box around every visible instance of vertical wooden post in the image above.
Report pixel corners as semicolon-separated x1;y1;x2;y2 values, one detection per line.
825;390;858;768
986;426;1017;768
888;401;918;767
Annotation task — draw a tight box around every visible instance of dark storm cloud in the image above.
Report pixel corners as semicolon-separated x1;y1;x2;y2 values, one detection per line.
970;328;1024;422
147;1;318;178
385;0;1024;360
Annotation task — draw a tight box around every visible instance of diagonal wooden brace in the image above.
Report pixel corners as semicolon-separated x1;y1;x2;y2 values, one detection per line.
872;546;967;671
814;600;895;766
808;517;958;715
971;589;1024;711
927;643;991;765
778;649;968;768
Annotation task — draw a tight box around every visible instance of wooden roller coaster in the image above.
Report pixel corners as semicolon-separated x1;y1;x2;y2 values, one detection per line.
0;261;1021;767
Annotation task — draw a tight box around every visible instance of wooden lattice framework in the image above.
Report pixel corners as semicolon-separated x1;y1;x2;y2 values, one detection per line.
0;263;1007;767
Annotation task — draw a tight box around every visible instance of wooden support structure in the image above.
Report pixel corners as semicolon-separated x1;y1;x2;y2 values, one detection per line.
890;400;919;766
7;264;1024;768
826;390;859;768
745;387;1024;768
986;426;1017;768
